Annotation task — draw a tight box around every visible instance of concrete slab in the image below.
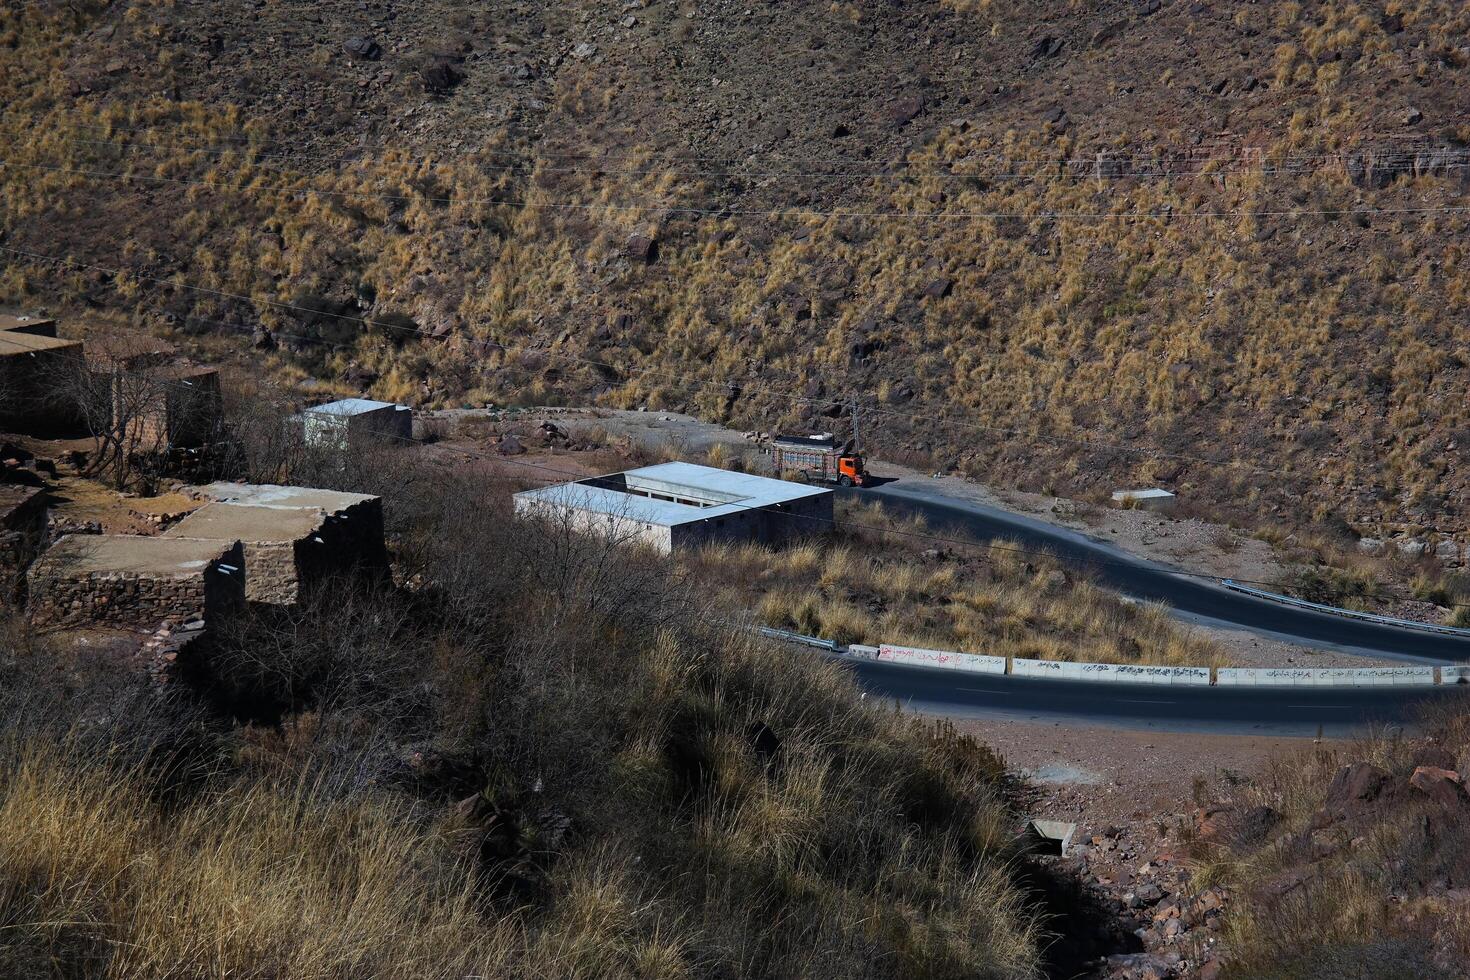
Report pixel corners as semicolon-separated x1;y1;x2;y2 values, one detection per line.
191;482;378;516
164;502;324;543
38;534;238;576
0;314;58;337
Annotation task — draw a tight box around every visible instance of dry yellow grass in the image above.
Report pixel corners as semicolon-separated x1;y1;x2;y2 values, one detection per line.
0;622;1046;979
686;500;1224;666
1185;706;1470;976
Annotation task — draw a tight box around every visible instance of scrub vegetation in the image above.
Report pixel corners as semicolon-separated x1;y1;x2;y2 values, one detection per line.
684;499;1225;667
2;0;1470;549
1187;704;1470;978
0;444;1047;979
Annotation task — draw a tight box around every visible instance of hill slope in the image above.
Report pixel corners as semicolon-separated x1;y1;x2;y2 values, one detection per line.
3;0;1470;539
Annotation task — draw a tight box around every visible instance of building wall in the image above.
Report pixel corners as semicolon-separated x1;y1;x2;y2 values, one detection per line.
513;496;675;553
289;497;392;596
242;539;303;604
669;492;833;550
517;490;832;554
304;405;411;450
28;541;246;629
0;489;48;599
0;344;84;435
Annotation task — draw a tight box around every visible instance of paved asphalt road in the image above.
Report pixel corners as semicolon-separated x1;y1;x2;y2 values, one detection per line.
840;658;1455;736
850;482;1470;664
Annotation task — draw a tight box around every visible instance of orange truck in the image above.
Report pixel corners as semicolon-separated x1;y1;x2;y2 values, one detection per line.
768;433;867;487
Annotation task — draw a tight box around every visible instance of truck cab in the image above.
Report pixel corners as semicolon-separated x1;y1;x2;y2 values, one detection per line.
835;454;866;488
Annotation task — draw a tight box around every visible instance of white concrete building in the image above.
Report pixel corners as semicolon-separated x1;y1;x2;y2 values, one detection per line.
513;461;834;553
1110;487;1177;513
302;398;412;450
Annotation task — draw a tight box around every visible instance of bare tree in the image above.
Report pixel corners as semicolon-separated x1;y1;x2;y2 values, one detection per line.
50;356;221;492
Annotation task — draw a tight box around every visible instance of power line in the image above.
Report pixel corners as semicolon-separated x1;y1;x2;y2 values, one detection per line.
7;326;1460;614
39;130;1470;186
0;242;1304;476
9;158;1470;222
5;321;1458;614
17;326;1464;617
42;116;1463;173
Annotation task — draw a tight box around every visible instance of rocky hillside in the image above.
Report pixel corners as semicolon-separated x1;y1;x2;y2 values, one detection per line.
3;0;1470;540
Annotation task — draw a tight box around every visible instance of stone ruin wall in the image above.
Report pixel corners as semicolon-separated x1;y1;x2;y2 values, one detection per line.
242;539;302;604
29;542;245;629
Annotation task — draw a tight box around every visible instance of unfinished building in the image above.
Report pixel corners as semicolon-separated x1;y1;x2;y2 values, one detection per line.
0;314;59;337
124;363;223;449
0;331;84;435
302;398;412;450
513;461;833;554
28;534;246;628
168;482;389;604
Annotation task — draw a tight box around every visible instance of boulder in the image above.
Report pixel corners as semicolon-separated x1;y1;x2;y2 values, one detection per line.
1030;36;1065;59
1194;804;1280;847
1397;538;1427;558
1410;766;1468;808
1435;539;1460;563
343;37;382;61
626;234;658;264
922;278;953;300
422;61;464;94
1325;761;1389;813
571;42;597;60
1357;537;1385;555
888;95;925;127
1412;744;1458;772
1040;106;1070;131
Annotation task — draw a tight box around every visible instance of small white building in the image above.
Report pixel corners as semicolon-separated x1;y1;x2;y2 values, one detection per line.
1111;487;1177;513
514;461;834;553
302;398;412;450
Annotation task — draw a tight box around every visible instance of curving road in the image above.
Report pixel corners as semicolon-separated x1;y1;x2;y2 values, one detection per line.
849;482;1470;664
842;658;1453;736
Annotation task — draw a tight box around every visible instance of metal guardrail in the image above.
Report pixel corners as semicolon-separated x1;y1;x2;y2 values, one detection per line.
756;625;841;652
1220;579;1470;638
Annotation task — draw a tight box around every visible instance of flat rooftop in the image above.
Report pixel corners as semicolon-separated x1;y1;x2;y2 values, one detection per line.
0;314;58;336
306;398;400;417
84;329;177;368
191;482;378;516
38;534;234;577
165;502;324;544
516;461;830;528
0;485;43;518
142;363;219;382
0;332;82;356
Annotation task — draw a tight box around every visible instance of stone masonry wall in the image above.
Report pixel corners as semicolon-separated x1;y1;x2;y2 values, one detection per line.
243;539;301;604
0;489;48;600
293;498;390;595
29;541;245;629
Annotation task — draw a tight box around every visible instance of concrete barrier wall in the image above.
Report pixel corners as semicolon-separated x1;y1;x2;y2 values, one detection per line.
758;625;1470;693
877;643;1006;675
1078;662;1212;686
1216;666;1438;688
1011;658;1210;686
1442;666;1470;685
